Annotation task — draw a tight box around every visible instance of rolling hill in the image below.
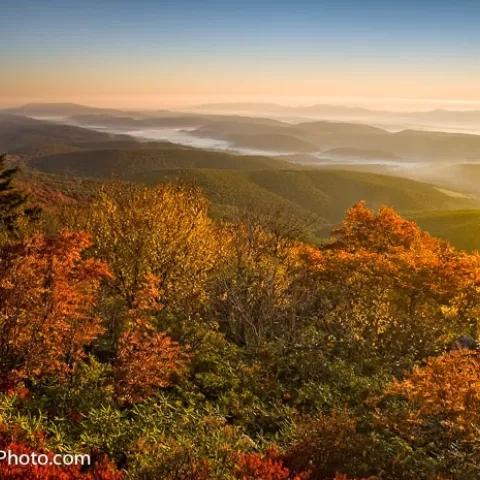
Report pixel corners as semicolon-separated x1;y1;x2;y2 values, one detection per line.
410;210;480;251
322;148;402;161
0;114;142;156
28;147;298;178
188;119;296;138
295;121;387;135
405;163;480;194
67;114;209;129
225;133;320;153
129;168;480;233
10;106;480;163
22;136;480;244
186;118;480;161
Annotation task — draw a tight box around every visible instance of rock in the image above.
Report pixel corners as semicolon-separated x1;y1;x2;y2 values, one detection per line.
451;335;478;351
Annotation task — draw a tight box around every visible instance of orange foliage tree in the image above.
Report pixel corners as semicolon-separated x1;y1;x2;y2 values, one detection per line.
113;275;190;404
385;350;480;441
297;202;480;368
0;230;111;385
332;201;436;253
113;321;188;404
371;350;480;479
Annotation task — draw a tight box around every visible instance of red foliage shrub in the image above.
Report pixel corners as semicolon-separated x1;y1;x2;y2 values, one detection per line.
236;447;310;480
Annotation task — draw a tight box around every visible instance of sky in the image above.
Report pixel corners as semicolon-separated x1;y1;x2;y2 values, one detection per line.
1;0;480;110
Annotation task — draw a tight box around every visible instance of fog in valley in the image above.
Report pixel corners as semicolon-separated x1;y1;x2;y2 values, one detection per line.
56;104;480;197
7;100;480;198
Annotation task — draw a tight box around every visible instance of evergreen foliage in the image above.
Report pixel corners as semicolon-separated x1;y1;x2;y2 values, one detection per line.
0;154;41;238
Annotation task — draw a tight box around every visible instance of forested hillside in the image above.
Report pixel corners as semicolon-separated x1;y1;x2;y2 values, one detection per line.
25;146;480;243
1;150;480;479
28;147;296;176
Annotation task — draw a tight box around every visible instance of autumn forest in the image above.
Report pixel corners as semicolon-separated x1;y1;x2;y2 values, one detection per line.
0;144;478;480
4;0;480;476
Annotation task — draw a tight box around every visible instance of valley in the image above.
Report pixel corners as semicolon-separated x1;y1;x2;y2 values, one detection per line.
3;104;480;249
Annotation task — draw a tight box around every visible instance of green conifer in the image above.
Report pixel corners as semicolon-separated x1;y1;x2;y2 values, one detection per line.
0;153;41;236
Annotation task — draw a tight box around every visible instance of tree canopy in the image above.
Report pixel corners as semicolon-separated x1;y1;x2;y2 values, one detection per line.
0;179;478;479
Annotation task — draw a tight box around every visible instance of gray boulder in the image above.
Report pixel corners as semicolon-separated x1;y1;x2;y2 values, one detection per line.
451;335;479;351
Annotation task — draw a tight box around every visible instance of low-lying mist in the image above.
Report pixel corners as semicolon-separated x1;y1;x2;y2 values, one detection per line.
15;106;480;199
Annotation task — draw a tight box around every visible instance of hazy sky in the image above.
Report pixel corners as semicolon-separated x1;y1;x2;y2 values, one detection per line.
1;0;480;109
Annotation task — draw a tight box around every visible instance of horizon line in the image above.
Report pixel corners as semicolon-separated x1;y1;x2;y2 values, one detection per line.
3;96;480;113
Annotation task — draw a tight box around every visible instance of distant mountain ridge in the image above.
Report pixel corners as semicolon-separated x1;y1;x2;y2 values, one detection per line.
184;102;480;125
4;102;152;118
6;102;480;126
